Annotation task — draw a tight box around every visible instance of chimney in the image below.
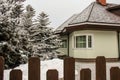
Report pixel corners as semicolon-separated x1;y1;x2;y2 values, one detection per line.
97;0;106;6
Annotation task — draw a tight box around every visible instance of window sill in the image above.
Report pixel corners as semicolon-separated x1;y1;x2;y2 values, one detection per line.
61;48;67;49
73;48;93;50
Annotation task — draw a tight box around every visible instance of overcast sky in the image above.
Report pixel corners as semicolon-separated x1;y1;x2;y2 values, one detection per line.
24;0;120;29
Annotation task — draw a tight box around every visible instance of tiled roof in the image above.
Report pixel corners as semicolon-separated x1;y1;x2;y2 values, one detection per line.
56;2;120;32
69;2;94;25
56;14;78;31
70;2;120;25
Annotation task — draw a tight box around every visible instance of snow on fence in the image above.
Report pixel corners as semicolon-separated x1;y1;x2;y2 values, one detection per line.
0;56;120;80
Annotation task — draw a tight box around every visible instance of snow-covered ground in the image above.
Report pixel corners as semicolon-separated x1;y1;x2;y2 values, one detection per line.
75;62;120;80
4;58;77;80
4;58;64;80
4;59;120;80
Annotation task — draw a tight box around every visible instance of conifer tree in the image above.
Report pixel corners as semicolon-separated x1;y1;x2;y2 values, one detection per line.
30;12;61;60
19;4;35;57
0;0;28;68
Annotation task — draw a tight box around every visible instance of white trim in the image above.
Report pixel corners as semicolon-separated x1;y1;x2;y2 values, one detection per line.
68;22;120;27
61;39;68;48
74;34;94;49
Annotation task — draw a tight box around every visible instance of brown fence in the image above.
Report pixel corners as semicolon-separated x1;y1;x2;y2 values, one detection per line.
0;56;120;80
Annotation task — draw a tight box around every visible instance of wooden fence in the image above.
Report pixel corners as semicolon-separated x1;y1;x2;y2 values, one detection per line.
0;56;120;80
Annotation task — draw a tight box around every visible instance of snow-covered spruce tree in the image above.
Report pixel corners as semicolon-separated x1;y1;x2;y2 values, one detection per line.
19;4;35;57
0;0;28;69
30;12;61;60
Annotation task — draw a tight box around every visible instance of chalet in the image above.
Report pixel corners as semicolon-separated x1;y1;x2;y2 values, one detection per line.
56;0;120;61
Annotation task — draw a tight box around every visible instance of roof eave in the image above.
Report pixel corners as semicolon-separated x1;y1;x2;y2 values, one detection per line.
60;22;120;34
69;22;120;27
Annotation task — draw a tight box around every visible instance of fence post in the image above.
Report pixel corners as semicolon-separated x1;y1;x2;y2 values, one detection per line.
110;67;120;80
0;57;4;80
10;69;22;80
47;69;58;80
80;69;91;80
64;57;75;80
96;56;106;80
28;57;40;80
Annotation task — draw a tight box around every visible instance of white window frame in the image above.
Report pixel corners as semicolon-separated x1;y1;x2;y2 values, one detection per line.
74;34;93;49
61;39;67;48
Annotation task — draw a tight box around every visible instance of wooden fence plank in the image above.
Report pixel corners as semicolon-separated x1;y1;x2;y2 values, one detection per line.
2;56;120;80
47;69;58;80
80;68;91;80
64;57;75;80
10;69;22;80
28;57;40;80
96;56;106;80
110;67;120;80
0;57;4;80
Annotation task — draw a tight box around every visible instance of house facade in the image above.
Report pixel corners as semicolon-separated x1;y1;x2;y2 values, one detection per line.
56;0;120;61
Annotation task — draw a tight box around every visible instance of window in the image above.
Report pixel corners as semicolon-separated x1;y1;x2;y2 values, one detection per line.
76;35;86;48
75;35;93;48
61;40;67;48
88;35;92;48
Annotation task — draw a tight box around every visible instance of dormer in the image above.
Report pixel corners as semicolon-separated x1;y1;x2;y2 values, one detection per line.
107;5;120;16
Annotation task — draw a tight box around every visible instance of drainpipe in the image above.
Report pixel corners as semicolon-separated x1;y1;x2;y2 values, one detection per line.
117;31;120;59
67;34;69;57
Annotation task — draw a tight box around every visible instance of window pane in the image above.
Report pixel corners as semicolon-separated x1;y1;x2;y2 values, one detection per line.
61;40;67;48
76;36;86;48
88;36;92;48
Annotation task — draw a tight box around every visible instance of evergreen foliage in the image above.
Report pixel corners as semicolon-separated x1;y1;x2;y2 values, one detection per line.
30;12;61;60
19;4;35;57
0;0;28;69
0;0;61;69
